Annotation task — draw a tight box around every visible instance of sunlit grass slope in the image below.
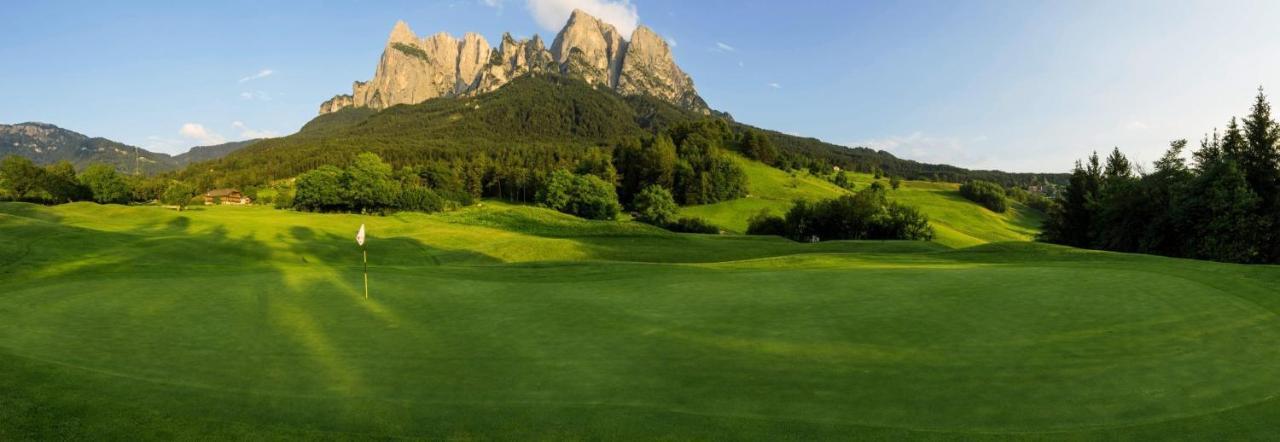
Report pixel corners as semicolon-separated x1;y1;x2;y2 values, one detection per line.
3;202;1280;440
680;154;1043;247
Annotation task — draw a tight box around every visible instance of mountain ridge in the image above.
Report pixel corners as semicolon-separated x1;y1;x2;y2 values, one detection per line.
0;122;259;174
318;9;707;116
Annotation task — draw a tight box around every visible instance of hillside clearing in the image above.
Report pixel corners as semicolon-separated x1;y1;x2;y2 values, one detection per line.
680;155;1043;247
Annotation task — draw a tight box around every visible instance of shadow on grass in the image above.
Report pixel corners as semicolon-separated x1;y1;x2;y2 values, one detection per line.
0;206;525;437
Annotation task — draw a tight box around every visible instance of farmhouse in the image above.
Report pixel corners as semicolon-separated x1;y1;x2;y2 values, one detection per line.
204;188;252;205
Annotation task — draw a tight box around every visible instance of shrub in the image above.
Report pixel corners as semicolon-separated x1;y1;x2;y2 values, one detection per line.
832;170;854;190
890;176;902;190
536;169;621;220
1026;195;1054;213
272;182;296;210
161;181;197;211
293;165;349;212
0;155;43;200
746;209;788;236
632;185;678;225
1005;186;1030;202
666;217;719;234
747;187;933;242
959;180;1008;213
876;201;934;240
78;164;131;204
397;186;446;213
347;152;400;213
42;161;88;203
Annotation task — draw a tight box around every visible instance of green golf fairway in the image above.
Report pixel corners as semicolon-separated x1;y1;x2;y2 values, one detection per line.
3;202;1280;439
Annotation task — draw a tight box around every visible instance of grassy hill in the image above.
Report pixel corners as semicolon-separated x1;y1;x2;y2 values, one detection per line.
4;202;1280;439
681;154;1043;248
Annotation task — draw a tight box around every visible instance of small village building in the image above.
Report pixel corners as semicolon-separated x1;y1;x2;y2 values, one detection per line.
204;188;252;205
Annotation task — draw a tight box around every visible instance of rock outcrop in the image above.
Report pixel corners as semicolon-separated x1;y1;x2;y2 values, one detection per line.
551;9;627;88
618;26;706;111
473;33;556;95
319;94;353;114
318;9;707;115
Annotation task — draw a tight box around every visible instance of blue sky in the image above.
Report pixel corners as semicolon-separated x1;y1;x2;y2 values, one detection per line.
3;0;1279;172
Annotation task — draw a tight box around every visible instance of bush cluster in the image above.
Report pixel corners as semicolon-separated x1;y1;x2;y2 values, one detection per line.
959;180;1009;213
747;187;933;241
291;152;454;214
535;169;621;220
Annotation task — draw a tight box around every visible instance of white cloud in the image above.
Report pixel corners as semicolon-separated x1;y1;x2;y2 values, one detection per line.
179;123;226;146
526;0;639;36
231;121;278;139
237;69;274;83
769;82;782;89
666;37;677;47
239;90;272;101
714;42;736;52
848;132;991;167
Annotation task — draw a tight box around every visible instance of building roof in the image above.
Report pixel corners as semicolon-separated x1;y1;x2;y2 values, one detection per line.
205;188;241;197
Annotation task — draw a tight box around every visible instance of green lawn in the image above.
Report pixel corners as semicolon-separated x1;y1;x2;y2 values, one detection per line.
680;155;1043;247
3;202;1280;439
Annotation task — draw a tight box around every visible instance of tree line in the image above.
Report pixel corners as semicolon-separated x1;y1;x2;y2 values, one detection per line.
284;119;757;227
0;156;201;207
1042;88;1280;264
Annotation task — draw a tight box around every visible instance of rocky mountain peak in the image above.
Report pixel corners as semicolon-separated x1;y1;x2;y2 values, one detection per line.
388;20;417;45
318;10;706;115
551;8;626;88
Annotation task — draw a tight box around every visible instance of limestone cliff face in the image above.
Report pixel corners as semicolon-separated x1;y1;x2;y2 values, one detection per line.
474;33;556;95
551;9;626;88
318;94;353;114
319;10;708;115
456;32;491;93
618;26;705;112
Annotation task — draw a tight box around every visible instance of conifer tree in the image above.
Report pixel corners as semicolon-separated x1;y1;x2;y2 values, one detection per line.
1240;87;1280;205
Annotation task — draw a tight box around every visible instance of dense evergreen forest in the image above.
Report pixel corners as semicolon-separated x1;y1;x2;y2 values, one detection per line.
1042;88;1280;264
177;75;1065;191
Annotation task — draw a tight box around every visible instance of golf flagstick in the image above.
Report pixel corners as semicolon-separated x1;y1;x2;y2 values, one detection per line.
356;224;367;299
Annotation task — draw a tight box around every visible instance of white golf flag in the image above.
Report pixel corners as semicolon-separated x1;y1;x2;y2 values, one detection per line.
356;224;366;246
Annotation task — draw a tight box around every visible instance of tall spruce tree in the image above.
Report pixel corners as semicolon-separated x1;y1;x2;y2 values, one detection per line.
1141;140;1192;256
1240;88;1280;260
1194;129;1223;169
1240;88;1280;204
1042;158;1096;247
1095;148;1141;251
1221;118;1246;160
1103;147;1134;183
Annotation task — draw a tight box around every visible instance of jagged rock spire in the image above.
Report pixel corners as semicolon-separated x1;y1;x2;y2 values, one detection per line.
319;10;706;115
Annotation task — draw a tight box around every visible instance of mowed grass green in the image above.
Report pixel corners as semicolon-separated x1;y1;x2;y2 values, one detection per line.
680;155;1044;247
3;202;1280;440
